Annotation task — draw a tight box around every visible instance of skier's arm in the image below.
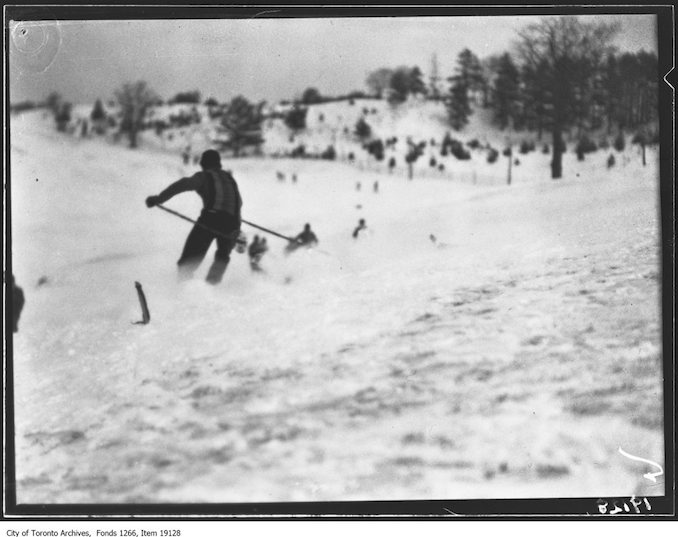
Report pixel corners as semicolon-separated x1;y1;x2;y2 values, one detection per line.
146;174;203;207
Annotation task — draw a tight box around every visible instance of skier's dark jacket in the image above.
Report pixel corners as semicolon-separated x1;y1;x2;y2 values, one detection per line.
155;169;242;217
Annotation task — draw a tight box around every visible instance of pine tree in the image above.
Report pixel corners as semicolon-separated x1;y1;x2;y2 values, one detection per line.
301;87;323;105
219;96;264;157
492;53;521;130
90;99;106;121
284;105;307;132
388;67;411;104
519;60;549;137
455;49;485;105
408;66;427;96
446;80;471;131
354;117;372;140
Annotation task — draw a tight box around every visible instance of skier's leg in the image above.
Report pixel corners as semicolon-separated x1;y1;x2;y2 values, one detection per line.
177;224;213;280
206;235;235;284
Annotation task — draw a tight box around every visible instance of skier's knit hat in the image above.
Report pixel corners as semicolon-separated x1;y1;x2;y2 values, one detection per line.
200;150;222;169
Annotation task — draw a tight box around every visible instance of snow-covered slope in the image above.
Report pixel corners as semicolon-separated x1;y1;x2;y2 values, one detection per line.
9;110;664;503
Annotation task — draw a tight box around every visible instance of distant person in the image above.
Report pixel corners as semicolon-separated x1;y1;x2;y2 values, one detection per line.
145;149;243;285
12;275;25;333
292;173;298;184
356;181;362;191
182;147;191;165
373;180;379;193
607;154;616;169
286;223;319;254
248;235;268;272
352;218;367;239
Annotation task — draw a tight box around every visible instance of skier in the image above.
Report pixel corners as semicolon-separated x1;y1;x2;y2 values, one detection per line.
248;235;268;272
352;218;367;239
12;275;25;333
285;223;319;254
145;149;243;284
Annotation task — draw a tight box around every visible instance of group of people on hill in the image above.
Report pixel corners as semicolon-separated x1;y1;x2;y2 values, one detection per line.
144;149;375;283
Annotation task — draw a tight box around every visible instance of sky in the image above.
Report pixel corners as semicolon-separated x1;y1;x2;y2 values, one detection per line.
9;13;658;106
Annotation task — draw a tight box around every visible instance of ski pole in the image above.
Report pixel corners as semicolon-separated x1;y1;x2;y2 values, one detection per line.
241;218;298;243
156;204;236;241
155;204;297;243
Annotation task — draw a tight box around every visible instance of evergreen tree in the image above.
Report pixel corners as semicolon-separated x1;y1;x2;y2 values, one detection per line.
45;91;63;115
284;105;308;132
301;87;323;105
219;96;264;157
354;117;372;140
455;49;485;104
408;66;427;96
388;67;412;104
519;59;549;137
55;102;72;132
601;54;621;134
446;80;471;131
90;99;106;121
492;53;521;130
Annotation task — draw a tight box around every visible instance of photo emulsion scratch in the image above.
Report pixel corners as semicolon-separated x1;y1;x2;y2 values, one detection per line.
6;8;669;513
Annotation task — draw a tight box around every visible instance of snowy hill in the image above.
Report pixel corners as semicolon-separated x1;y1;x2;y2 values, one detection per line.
9;108;664;503
53;96;647;188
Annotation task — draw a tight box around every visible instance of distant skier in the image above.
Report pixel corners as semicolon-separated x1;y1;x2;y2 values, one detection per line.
352;218;367;239
373;180;379;193
248;235;268;272
12;275;25;333
285;223;319;254
607;154;616;169
145;149;243;284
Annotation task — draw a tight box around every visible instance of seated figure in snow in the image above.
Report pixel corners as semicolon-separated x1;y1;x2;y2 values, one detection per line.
285;223;319;254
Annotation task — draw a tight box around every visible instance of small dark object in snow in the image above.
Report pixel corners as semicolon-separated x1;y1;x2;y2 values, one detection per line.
353;218;367;239
133;281;151;325
36;276;49;287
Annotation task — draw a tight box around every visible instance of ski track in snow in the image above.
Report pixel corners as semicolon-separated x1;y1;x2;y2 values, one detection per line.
10;112;664;503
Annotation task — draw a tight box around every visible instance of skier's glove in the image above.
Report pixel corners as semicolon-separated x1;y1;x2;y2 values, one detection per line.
145;196;160;208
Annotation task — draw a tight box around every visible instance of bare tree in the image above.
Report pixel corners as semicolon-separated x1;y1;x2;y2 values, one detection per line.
366;68;394;98
516;16;618;178
114;81;160;148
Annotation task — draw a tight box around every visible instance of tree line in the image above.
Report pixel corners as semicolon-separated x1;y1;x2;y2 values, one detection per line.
31;16;658;179
364;16;658;178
